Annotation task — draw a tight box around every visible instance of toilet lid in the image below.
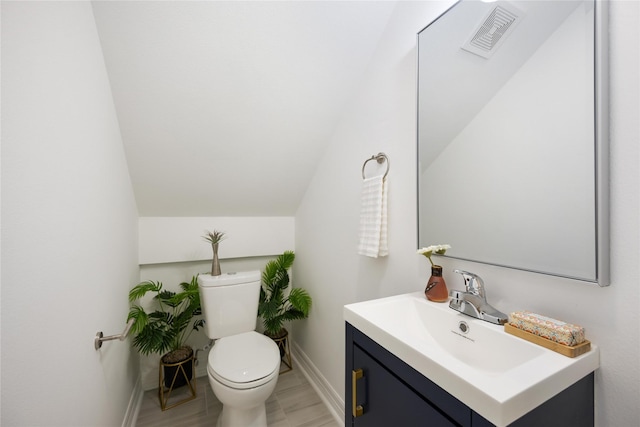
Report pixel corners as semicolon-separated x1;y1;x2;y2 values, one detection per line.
209;331;280;385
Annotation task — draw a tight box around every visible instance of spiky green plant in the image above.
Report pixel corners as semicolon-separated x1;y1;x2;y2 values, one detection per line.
258;251;312;336
203;229;226;246
203;230;226;275
127;275;204;356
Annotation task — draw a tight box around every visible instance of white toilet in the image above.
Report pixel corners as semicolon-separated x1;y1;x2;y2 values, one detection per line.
198;271;280;427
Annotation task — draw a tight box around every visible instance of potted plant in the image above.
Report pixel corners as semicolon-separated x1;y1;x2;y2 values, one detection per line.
258;251;312;365
127;275;204;393
417;244;451;302
203;229;225;276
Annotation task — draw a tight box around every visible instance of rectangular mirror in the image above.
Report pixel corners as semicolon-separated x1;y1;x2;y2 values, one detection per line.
417;0;609;285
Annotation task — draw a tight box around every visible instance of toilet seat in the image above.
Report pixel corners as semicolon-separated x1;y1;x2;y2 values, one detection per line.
208;331;280;390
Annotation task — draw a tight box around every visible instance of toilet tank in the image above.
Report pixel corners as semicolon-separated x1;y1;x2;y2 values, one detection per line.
198;271;262;339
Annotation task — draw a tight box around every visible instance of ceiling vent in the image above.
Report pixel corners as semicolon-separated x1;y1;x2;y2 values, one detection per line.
462;4;523;59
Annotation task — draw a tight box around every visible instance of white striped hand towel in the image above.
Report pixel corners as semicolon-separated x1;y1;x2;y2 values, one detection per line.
357;175;388;258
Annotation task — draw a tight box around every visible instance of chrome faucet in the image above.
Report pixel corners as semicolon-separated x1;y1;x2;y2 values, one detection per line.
448;270;508;325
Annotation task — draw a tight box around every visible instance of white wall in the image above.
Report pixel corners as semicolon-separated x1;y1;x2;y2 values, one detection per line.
295;0;455;413
138;216;294;264
90;1;396;218
295;1;639;426
1;2;140;426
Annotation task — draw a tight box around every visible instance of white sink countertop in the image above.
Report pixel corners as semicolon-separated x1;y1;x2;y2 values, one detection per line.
344;292;599;427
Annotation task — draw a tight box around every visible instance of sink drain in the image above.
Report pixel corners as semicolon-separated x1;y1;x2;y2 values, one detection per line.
458;321;469;334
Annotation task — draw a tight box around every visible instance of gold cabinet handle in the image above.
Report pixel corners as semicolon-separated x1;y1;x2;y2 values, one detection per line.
352;368;364;417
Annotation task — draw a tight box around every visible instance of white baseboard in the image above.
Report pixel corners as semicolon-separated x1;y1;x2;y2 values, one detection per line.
291;341;344;426
122;374;144;427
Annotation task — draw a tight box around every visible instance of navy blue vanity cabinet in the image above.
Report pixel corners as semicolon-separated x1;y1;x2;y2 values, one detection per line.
345;322;594;427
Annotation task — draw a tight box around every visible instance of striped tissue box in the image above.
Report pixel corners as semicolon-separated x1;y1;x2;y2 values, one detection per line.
508;311;585;346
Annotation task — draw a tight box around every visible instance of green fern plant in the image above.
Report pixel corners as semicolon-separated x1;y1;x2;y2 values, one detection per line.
258;251;312;337
127;275;204;356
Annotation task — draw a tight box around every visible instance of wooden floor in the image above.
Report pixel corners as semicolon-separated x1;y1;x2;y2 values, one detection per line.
136;367;341;427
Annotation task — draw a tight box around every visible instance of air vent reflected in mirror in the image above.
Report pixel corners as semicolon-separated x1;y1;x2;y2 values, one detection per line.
462;5;523;59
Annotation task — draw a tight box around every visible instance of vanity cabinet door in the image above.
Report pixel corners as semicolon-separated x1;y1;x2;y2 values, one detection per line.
351;345;457;427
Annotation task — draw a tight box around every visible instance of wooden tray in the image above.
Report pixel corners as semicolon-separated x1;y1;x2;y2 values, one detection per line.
504;323;591;358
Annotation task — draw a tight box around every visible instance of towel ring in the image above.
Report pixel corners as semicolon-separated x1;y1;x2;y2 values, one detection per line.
362;152;389;180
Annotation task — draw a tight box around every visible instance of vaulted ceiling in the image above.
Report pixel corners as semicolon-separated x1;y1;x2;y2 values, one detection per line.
92;1;397;216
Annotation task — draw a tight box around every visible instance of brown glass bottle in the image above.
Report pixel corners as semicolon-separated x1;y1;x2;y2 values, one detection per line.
425;265;448;302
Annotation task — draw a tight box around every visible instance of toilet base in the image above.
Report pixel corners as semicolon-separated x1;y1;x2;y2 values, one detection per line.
208;363;278;427
217;404;267;427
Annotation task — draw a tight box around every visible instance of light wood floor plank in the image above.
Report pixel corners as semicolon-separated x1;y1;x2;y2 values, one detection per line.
136;368;340;427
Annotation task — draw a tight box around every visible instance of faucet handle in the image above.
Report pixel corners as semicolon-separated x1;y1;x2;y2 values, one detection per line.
453;269;486;298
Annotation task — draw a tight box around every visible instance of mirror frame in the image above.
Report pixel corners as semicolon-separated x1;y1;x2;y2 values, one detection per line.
416;0;610;286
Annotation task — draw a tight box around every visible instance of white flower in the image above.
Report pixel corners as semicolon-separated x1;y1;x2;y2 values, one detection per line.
417;244;451;266
417;244;450;255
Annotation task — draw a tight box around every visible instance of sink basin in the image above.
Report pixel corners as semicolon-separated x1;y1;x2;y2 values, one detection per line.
344;292;599;426
409;295;545;373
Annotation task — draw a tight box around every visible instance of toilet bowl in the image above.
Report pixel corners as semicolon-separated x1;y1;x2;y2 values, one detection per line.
207;331;280;427
198;271;281;427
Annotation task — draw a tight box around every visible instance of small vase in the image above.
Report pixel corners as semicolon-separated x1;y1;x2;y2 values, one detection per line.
425;265;448;302
211;243;221;276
